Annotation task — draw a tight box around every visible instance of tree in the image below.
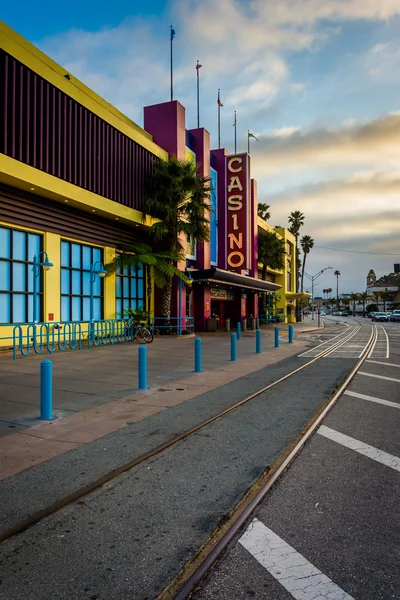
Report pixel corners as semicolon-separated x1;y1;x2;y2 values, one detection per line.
334;270;341;308
288;211;305;321
144;156;211;319
105;242;189;314
258;229;286;312
300;235;314;292
372;291;381;310
348;292;360;316
257;203;270;221
359;291;373;315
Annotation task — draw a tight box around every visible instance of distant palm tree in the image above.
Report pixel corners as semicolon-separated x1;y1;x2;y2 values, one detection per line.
322;288;327;299
380;290;392;312
372;291;381;309
334;270;341;308
348;292;360;316
257;203;271;221
300;235;314;292
359;291;373;315
288;211;305;320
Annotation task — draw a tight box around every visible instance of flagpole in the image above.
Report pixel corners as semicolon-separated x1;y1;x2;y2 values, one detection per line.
234;111;237;153
195;61;202;128
218;89;221;149
248;130;250;154
170;26;174;101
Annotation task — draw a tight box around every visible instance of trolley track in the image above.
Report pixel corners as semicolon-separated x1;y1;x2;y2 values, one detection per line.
0;323;367;546
161;323;377;600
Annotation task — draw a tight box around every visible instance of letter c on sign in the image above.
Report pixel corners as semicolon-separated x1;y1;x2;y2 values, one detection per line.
227;252;245;268
228;157;242;173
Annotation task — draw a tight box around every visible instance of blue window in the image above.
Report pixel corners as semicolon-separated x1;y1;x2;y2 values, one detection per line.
60;241;104;322
116;259;145;317
210;167;218;265
0;226;42;323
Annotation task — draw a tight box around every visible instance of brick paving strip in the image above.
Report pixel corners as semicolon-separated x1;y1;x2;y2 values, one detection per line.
0;323;322;481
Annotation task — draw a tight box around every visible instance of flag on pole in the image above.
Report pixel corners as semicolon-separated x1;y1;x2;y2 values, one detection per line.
196;61;202;70
170;27;176;41
248;132;258;141
232;112;237;126
217;90;223;107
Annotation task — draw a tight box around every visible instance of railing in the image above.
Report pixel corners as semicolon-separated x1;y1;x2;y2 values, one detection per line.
0;316;195;359
258;313;285;324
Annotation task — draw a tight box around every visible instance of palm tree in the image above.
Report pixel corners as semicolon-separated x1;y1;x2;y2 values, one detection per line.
358;291;372;315
348;292;360;316
334;270;341;308
105;242;189;314
258;229;286;313
372;291;381;310
257;203;271;221
300;235;314;292
380;290;392;312
144;156;211;319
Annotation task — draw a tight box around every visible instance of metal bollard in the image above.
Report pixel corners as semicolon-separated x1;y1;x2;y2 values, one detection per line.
40;359;53;420
256;329;262;354
138;345;147;390
256;318;260;330
288;324;294;344
242;319;247;332
252;318;257;331
225;318;230;332
231;332;237;361
237;322;241;340
194;337;202;372
274;326;280;348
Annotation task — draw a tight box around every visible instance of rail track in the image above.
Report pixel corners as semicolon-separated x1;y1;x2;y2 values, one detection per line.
0;321;373;554
161;323;377;600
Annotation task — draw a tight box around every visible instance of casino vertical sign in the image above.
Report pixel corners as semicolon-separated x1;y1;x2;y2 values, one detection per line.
226;154;250;271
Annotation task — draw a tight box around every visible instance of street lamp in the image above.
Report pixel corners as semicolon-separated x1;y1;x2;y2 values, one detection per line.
32;252;54;323
304;267;333;320
89;261;107;339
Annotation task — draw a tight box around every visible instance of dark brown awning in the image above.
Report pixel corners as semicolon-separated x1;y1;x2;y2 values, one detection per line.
188;267;281;293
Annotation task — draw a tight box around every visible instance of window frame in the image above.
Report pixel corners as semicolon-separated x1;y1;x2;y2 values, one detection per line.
115;258;146;317
0;225;43;324
60;240;104;322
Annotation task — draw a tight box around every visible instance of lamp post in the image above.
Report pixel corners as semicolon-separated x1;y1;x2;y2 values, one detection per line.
304;267;332;320
32;252;53;323
89;261;107;340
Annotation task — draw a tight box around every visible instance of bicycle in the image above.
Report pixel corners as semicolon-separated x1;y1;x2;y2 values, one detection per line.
125;320;153;343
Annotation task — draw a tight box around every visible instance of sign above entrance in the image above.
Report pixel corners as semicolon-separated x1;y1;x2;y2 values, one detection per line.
211;288;235;301
226;153;249;272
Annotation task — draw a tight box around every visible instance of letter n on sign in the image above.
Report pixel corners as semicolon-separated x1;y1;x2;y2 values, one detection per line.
226;154;249;271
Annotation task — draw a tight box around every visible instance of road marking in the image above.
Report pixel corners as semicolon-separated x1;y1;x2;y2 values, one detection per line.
358;371;400;383
318;426;400;472
381;326;390;358
366;360;400;368
239;518;354;600
344;390;400;409
297;328;353;357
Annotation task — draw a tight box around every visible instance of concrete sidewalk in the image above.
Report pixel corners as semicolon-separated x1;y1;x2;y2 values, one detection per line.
0;320;323;481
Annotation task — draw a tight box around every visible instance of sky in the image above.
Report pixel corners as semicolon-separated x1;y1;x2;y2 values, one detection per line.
3;0;400;295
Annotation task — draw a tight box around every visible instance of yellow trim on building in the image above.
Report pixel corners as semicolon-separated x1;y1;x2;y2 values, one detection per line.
0;154;155;227
257;217;298;323
0;21;167;161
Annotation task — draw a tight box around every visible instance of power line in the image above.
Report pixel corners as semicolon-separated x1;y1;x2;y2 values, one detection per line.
314;245;400;256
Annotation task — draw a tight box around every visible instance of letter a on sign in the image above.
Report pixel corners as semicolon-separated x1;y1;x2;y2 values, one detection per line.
228;176;243;193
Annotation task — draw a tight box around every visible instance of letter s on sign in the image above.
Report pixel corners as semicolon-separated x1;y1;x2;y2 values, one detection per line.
228;195;243;210
228;157;242;173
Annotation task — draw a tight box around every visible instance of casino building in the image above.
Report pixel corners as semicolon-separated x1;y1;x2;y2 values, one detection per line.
0;21;297;343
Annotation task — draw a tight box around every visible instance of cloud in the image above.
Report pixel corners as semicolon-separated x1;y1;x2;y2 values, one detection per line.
251;113;400;177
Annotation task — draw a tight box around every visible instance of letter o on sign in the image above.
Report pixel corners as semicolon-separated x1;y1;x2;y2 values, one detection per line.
228;251;245;268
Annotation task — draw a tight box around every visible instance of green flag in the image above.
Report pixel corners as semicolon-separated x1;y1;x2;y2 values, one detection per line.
248;132;258;141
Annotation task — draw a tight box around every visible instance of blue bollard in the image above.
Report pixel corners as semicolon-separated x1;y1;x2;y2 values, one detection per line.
231;332;237;361
237;322;241;340
274;326;280;348
40;359;53;420
256;329;262;354
288;324;294;344
138;345;147;390
194;337;203;372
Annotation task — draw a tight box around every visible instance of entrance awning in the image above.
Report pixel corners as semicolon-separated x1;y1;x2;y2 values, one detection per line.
189;267;281;293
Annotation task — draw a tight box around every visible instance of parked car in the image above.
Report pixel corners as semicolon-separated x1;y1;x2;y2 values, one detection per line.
368;312;376;319
341;311;349;317
373;312;388;322
391;310;400;322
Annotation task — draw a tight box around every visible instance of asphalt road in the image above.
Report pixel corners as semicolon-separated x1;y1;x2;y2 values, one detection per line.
195;319;400;600
0;320;376;600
